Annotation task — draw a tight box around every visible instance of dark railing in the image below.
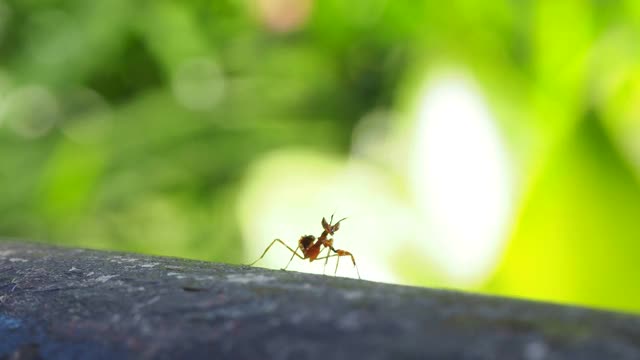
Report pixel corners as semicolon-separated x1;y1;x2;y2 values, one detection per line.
1;241;639;359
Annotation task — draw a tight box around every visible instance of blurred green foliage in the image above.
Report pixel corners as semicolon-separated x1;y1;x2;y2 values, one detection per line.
0;0;397;262
1;0;640;314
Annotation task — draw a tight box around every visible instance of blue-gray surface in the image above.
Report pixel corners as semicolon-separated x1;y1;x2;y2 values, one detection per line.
1;241;639;360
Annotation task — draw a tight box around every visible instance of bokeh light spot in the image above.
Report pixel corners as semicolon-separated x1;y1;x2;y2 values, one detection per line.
409;72;513;285
251;0;313;33
59;87;112;144
238;149;410;283
171;57;225;111
0;85;59;138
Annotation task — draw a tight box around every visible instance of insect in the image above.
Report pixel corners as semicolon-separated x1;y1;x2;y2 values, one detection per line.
249;214;361;279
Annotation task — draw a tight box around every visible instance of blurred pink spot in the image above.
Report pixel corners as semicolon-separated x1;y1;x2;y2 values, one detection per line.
254;0;313;33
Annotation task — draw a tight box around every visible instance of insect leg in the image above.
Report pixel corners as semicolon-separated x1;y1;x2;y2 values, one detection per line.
323;250;330;275
313;252;339;275
283;246;300;270
332;248;361;279
249;239;304;266
313;248;335;274
314;253;339;261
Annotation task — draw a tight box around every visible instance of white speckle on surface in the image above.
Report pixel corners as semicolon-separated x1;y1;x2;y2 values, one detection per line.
9;258;28;262
167;272;186;279
342;290;364;301
95;275;118;283
524;340;548;360
110;256;138;264
132;295;162;313
226;273;275;284
86;272;95;277
193;275;215;281
0;250;16;257
144;296;160;306
139;262;160;268
165;265;183;270
68;266;80;272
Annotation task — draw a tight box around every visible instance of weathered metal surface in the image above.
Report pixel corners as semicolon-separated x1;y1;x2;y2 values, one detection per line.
1;241;639;359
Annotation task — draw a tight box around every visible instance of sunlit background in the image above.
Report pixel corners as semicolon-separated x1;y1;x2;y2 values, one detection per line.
1;1;640;314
